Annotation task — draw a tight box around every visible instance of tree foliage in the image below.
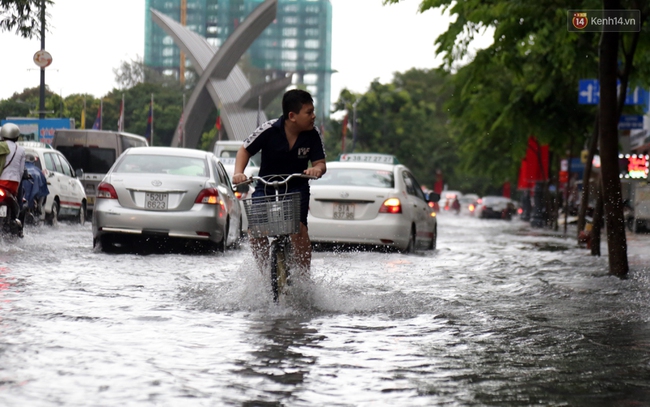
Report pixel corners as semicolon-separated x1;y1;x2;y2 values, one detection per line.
0;0;52;38
383;0;650;190
331;68;482;193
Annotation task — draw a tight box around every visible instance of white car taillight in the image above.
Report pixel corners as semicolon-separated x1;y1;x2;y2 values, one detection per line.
97;182;118;199
379;198;402;214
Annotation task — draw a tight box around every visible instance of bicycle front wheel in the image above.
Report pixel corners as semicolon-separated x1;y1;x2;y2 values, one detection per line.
270;240;291;302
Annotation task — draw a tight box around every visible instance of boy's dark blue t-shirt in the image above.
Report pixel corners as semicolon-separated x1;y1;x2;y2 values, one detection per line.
243;117;326;189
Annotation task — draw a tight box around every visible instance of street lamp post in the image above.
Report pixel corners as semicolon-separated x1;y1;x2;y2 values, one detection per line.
38;0;46;119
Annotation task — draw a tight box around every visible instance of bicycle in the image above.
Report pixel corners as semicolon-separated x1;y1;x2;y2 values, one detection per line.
236;173;316;302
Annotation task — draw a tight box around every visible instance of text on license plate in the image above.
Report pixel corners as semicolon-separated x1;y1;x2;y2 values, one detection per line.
333;203;355;220
145;192;168;210
0;205;6;218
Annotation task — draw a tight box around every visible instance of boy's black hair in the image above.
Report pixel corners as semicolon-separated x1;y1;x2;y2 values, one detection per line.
282;89;313;120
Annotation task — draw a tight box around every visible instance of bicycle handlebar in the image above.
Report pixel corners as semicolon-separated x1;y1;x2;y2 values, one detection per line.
233;173;317;189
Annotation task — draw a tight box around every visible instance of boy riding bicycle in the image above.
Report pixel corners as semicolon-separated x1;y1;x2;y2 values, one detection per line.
232;89;326;274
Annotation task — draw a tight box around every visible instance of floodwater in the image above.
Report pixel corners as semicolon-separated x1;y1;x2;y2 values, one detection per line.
1;214;649;406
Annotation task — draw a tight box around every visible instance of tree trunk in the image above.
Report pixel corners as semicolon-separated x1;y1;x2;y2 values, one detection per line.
591;179;603;256
577;115;598;240
598;5;628;277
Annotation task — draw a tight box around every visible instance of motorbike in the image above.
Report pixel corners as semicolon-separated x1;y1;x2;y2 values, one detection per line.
0;185;24;238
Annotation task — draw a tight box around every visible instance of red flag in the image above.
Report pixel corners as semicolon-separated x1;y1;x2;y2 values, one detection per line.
434;169;444;194
517;136;549;190
215;110;222;131
92;101;102;130
341;114;348;152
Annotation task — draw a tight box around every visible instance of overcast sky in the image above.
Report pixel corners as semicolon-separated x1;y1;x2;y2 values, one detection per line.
0;0;492;111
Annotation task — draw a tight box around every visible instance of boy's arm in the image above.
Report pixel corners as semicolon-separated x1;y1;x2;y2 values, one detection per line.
304;159;326;178
232;146;251;184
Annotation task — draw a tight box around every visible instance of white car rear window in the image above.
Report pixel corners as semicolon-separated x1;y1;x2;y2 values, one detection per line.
115;155;208;177
313;168;394;188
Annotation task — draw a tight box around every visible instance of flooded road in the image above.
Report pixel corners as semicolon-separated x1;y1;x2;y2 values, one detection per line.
1;214;649;406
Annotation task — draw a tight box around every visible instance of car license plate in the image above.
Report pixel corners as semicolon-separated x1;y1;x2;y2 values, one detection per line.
333;203;354;220
0;205;6;218
145;192;168;210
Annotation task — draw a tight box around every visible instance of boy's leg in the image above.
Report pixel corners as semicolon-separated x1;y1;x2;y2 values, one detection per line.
250;236;269;273
290;223;311;274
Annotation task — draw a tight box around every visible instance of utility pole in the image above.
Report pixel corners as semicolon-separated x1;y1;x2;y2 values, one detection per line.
351;95;363;153
38;0;46;119
182;93;186;148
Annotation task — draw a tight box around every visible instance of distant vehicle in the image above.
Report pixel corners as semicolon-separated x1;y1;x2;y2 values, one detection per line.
92;147;242;253
18;141;87;225
627;183;650;233
213;140;261;167
308;153;440;252
52;130;148;213
478;196;515;220
441;190;463;211
459;195;480;216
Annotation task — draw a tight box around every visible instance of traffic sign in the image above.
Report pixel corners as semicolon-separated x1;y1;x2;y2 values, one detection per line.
33;49;52;68
618;114;643;130
578;79;599;104
578;79;649;106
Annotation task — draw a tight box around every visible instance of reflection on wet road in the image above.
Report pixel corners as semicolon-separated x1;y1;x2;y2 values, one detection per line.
1;214;649;406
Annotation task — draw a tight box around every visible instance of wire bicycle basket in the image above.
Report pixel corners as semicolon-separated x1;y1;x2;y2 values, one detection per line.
242;192;301;238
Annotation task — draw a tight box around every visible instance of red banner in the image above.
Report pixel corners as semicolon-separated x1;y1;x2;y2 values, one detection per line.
517;136;549;190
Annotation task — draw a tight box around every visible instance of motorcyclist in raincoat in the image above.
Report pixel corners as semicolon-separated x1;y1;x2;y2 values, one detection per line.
20;153;49;223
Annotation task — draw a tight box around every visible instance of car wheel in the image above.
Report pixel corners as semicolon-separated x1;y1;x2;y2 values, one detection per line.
403;226;416;254
428;225;437;251
98;234;118;253
46;201;59;226
77;203;86;226
216;218;228;253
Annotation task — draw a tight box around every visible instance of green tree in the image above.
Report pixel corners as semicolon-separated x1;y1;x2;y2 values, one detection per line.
332;69;463;192
0;0;52;38
383;0;650;276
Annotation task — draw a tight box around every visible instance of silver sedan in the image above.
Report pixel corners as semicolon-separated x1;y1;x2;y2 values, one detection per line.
92;147;242;253
308;159;439;252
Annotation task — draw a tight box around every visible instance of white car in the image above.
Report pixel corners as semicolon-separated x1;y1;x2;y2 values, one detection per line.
18;141;88;225
307;154;440;252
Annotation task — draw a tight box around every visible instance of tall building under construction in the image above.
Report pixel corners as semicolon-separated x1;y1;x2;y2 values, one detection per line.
144;0;332;120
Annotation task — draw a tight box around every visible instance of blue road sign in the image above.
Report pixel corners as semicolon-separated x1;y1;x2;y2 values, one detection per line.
578;79;649;107
618;114;643;130
578;79;599;104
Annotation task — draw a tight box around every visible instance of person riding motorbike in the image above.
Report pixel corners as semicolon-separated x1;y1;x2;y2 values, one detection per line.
451;196;461;214
0;123;26;231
